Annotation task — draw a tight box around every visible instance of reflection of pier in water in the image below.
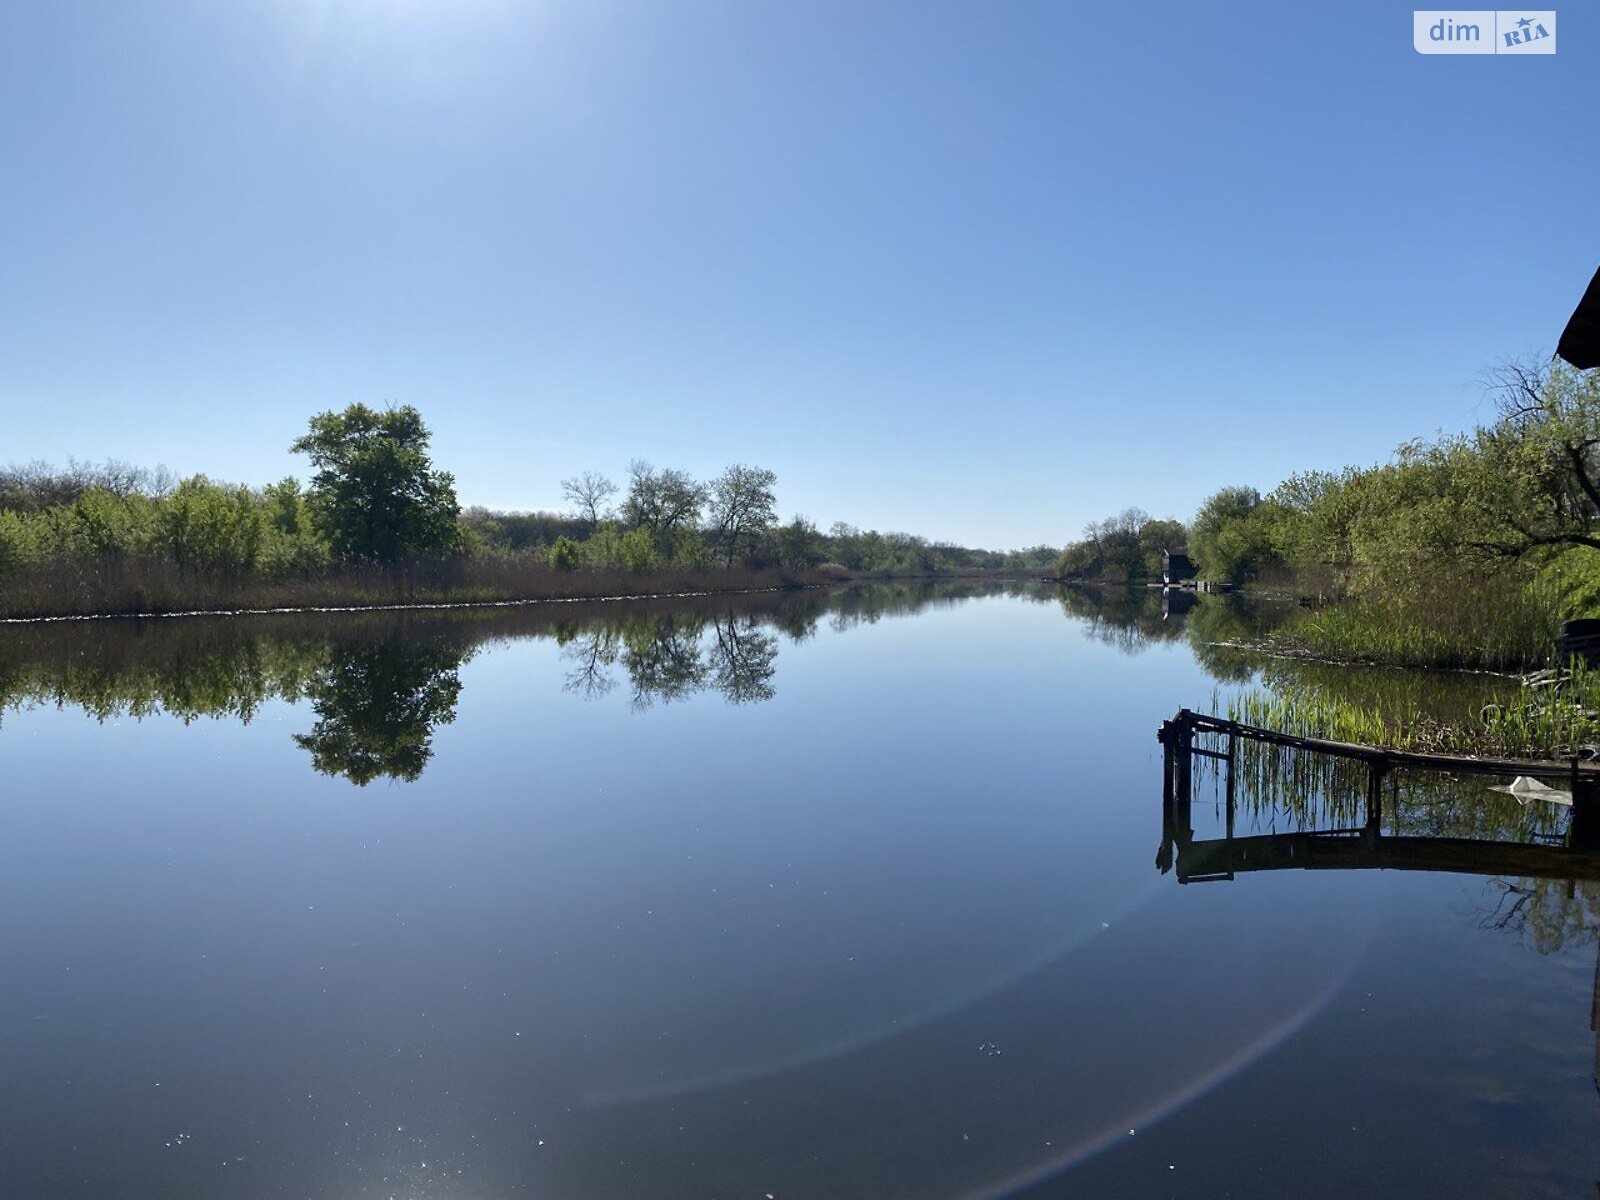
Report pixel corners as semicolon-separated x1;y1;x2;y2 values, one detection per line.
1156;708;1600;1099
1157;709;1600;884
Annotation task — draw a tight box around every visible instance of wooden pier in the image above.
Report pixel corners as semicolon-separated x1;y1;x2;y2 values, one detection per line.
1160;708;1600;789
1156;707;1600;882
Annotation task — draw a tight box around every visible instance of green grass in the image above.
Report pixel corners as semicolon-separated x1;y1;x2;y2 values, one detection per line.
1227;661;1600;760
1267;596;1555;672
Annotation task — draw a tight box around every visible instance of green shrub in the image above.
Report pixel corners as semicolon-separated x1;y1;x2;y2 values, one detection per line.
163;477;264;578
617;526;658;573
550;536;582;571
71;489;159;561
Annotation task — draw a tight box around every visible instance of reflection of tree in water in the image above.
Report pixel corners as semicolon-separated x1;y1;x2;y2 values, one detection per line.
1473;876;1600;955
559;624;621;701
1052;585;1291;678
825;579;1042;635
0;580;1047;780
621;615;708;707
559;611;777;708
0;628;325;727
1183;596;1287;682
1056;586;1186;656
709;615;777;704
293;638;467;785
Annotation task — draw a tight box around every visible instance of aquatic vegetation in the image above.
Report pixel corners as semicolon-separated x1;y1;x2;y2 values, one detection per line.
1263;583;1559;672
1226;661;1600;760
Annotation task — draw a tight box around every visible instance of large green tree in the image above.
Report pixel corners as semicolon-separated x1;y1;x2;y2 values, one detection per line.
291;404;460;562
1469;361;1600;559
622;461;704;534
1054;507;1186;581
1189;486;1282;583
707;464;778;566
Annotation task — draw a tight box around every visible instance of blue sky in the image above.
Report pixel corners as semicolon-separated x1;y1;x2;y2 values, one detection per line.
1;1;1593;548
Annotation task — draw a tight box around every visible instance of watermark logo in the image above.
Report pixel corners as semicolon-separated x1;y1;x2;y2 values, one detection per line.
1414;10;1556;53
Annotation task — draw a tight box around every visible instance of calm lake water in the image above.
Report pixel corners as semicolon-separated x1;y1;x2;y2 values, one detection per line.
2;583;1595;1198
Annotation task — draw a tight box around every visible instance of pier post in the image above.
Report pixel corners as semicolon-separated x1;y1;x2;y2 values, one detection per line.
1224;729;1238;837
1174;709;1193;806
1570;772;1600;854
1364;761;1385;845
1159;720;1174;807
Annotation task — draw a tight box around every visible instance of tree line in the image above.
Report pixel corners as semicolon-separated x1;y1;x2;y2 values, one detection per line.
481;457;1056;575
0;403;1056;606
1053;507;1187;583
1053;361;1600;667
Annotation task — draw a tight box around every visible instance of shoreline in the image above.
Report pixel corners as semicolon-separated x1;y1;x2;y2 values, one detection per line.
0;569;1043;626
0;583;819;627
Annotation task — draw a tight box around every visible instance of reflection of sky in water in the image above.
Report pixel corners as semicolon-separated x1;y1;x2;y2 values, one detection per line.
577;879;1177;1106
0;586;1594;1199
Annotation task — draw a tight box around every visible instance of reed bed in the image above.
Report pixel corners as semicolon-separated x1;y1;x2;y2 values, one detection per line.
0;559;855;620
1195;743;1574;845
1262;579;1560;672
1226;661;1600;760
